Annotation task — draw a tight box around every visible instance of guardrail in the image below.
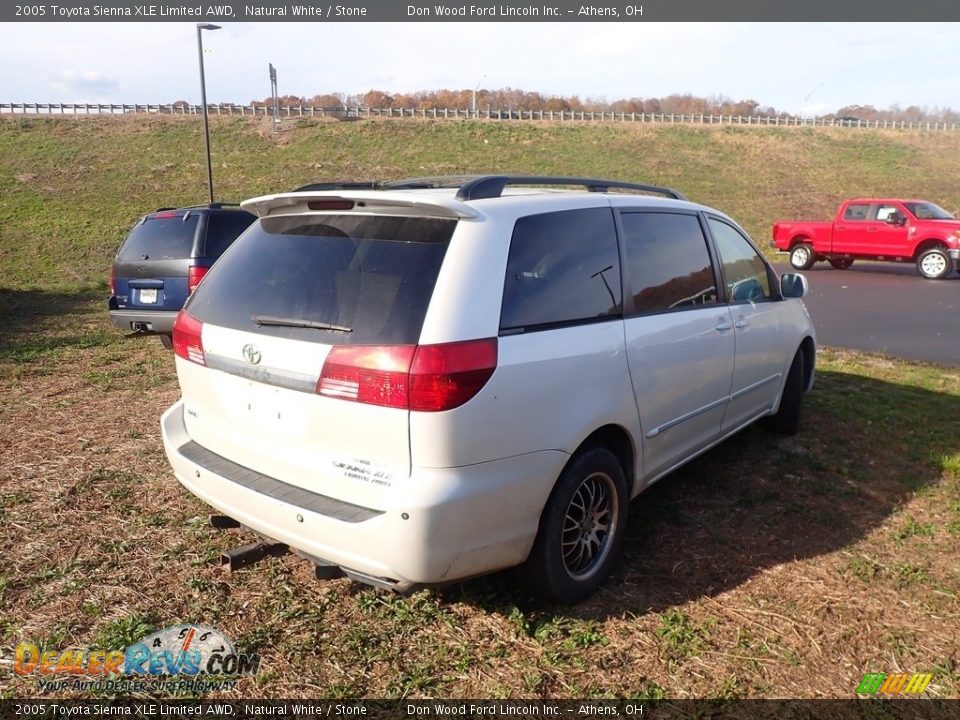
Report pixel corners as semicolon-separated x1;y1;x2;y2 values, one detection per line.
1;103;957;130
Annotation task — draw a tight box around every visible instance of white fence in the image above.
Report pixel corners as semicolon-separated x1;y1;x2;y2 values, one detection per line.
1;102;957;131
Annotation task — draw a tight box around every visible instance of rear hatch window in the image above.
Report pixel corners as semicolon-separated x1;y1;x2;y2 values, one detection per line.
118;212;200;261
185;214;456;345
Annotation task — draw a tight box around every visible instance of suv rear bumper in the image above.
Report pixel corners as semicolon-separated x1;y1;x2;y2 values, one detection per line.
160;400;565;586
109;309;178;334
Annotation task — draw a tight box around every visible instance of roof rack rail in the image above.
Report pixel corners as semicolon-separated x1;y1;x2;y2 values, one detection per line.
207;202;241;209
154;207;176;212
454;175;688;202
291;177;484;193
292;182;381;192
381;175;484;190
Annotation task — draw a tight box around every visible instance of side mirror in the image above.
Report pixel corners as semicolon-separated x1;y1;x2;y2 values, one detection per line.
781;273;808;299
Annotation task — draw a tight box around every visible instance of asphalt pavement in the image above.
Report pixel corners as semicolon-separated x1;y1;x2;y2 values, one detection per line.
773;262;960;367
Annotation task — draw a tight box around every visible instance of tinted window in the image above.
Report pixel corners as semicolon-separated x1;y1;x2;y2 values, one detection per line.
620;212;717;314
708;218;772;303
903;201;954;220
186;214;455;345
500;208;621;331
204;211;256;258
118;213;199;261
843;203;870;220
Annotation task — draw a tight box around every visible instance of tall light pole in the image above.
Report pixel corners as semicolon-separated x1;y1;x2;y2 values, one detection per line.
472;74;487;117
196;23;221;204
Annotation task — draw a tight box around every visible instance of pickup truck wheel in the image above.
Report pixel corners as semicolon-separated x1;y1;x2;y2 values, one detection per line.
916;247;950;279
828;258;854;270
789;243;815;270
761;350;805;435
517;447;627;605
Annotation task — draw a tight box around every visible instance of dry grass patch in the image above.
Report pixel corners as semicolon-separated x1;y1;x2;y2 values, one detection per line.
1;298;958;699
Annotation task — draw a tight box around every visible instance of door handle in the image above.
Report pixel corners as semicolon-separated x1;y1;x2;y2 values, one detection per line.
715;317;732;332
734;318;749;329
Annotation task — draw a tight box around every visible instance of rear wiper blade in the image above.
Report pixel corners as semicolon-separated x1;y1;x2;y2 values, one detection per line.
253;315;352;332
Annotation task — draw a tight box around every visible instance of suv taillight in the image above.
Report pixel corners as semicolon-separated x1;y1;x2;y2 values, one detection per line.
317;338;497;412
187;265;208;294
109;268;116;295
172;311;205;365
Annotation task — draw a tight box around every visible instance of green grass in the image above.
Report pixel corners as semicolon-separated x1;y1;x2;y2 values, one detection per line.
3;116;960;291
94;614;156;649
656;610;718;661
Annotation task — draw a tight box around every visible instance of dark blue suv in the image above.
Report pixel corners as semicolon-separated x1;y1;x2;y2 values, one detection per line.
109;203;255;343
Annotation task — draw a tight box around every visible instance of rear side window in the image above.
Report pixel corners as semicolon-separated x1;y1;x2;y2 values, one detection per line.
620;212;717;315
843;203;870;220
118;214;199;261
500;208;621;331
204;211;256;258
186;214;455;346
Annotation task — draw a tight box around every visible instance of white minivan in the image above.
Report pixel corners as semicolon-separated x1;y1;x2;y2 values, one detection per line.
161;175;816;604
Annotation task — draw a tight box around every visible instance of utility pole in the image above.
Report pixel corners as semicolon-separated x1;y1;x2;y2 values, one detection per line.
269;63;279;132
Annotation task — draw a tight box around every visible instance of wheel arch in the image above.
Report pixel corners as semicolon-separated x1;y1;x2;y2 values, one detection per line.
912;238;948;259
567;424;638;497
798;335;816;391
789;234;811;248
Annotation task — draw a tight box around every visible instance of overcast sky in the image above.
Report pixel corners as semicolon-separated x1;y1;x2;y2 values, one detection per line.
1;22;957;114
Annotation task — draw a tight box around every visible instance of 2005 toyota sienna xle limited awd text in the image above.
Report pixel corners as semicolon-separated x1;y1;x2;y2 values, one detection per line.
160;175;816;604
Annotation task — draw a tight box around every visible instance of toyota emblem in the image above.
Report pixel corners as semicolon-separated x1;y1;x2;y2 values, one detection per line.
242;344;262;365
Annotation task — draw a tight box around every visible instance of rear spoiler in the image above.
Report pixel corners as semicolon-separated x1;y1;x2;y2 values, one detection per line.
240;191;481;220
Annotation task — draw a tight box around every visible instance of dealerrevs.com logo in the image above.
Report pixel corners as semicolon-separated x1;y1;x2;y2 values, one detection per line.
14;624;260;693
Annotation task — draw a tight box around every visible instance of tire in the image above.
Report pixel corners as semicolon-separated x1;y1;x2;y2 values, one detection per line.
159;334;173;350
828;257;854;270
761;350;805;435
518;447;628;605
789;243;815;270
916;247;951;279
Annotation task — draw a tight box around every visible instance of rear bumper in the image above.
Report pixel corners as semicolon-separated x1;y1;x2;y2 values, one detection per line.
160;400;566;585
109;309;177;334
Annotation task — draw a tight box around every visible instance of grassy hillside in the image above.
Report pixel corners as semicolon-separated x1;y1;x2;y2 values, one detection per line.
3;115;960;290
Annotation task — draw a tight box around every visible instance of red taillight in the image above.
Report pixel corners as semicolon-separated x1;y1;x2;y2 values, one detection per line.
318;345;415;408
172;311;205;365
109;268;116;295
317;338;497;412
409;339;498;411
187;264;208;294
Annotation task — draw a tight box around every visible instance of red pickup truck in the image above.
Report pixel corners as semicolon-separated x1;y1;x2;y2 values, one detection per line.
772;199;960;279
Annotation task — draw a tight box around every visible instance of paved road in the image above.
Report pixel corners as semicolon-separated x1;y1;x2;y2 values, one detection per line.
773;262;960;367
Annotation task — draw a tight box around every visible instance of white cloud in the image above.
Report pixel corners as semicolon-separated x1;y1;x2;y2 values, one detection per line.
50;69;120;100
0;21;957;113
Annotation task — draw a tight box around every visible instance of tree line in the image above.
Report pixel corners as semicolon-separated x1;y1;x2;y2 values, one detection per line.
175;88;959;122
